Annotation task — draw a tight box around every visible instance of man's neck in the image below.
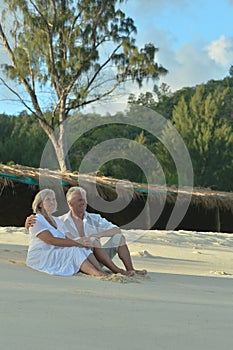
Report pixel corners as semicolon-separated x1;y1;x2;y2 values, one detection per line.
70;210;85;237
71;210;85;221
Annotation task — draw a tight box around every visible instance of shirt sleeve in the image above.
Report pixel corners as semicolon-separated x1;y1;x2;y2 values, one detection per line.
93;214;118;232
29;214;49;237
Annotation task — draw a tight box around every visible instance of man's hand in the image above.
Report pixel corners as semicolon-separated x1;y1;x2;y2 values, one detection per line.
25;214;36;230
76;236;92;249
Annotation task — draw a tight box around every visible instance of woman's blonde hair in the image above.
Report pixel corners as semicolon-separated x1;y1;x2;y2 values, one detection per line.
32;189;56;213
66;186;87;203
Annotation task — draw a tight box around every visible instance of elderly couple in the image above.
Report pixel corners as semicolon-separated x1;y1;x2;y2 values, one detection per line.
26;186;147;277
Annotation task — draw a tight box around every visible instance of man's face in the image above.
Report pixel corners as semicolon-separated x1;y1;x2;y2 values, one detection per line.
69;191;87;216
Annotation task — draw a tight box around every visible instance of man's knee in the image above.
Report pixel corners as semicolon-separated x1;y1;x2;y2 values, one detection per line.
106;233;123;250
92;238;102;249
119;234;126;246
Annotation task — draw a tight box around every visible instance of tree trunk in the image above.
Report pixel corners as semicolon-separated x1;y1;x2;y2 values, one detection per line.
53;140;71;172
55;126;71;172
40;120;72;172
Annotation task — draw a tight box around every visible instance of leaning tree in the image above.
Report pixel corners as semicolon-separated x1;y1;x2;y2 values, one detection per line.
0;0;167;171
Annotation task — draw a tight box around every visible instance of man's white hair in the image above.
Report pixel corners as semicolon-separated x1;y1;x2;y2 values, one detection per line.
66;186;87;202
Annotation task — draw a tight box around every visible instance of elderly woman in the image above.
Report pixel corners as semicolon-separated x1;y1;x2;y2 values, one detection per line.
26;189;106;277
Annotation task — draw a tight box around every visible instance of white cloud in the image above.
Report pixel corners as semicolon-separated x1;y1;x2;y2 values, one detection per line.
205;35;233;67
120;0;228;93
157;39;229;91
104;34;230;105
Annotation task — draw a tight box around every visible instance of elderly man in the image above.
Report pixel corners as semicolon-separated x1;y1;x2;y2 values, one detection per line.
26;186;146;276
59;186;147;276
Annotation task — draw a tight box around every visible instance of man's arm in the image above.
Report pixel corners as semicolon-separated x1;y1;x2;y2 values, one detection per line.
25;214;36;230
66;235;93;249
90;227;121;239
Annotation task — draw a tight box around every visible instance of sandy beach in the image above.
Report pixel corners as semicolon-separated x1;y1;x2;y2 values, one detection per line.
1;227;233;350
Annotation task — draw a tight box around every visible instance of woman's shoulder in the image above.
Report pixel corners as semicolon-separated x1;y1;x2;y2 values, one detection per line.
29;213;48;235
35;213;46;223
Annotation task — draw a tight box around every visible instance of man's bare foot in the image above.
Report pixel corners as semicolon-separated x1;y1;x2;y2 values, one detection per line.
98;271;110;277
99;268;112;276
120;269;135;277
134;269;147;275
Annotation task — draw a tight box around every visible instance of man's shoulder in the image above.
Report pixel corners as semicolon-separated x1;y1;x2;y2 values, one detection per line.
86;212;114;225
58;211;71;221
85;212;110;223
85;212;102;220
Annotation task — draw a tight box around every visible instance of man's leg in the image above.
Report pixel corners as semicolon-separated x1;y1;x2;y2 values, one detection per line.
92;238;134;276
117;235;147;275
117;235;134;270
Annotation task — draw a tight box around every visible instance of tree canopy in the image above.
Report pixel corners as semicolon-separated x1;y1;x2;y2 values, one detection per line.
127;72;233;191
0;0;167;171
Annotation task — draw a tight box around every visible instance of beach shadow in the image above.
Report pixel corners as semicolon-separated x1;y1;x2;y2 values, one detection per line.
131;250;203;264
154;255;204;264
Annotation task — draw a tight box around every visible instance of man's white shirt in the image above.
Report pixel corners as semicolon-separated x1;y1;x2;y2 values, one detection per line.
58;210;117;240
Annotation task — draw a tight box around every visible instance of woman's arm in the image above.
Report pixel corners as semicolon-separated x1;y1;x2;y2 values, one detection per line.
38;230;92;248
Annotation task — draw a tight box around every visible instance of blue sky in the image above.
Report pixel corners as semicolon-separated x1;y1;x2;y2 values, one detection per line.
121;0;233;93
1;0;233;114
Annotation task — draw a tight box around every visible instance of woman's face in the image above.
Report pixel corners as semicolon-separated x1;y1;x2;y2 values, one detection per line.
41;192;57;215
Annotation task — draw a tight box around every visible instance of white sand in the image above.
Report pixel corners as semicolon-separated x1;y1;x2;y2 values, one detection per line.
0;227;233;350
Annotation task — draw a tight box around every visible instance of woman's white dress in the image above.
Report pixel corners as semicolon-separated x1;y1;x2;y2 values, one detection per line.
26;214;92;276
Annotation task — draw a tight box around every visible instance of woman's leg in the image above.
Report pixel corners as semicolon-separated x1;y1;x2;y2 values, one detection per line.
79;258;106;276
86;253;106;272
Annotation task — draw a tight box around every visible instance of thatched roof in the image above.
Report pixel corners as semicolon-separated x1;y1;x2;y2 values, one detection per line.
0;163;233;210
1;163;233;232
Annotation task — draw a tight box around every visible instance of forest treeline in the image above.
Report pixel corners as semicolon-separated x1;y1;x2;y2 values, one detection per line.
0;74;233;191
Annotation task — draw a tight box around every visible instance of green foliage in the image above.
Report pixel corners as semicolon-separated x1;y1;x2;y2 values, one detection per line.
0;112;48;167
156;84;233;190
0;0;167;171
6;160;15;165
128;83;195;120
